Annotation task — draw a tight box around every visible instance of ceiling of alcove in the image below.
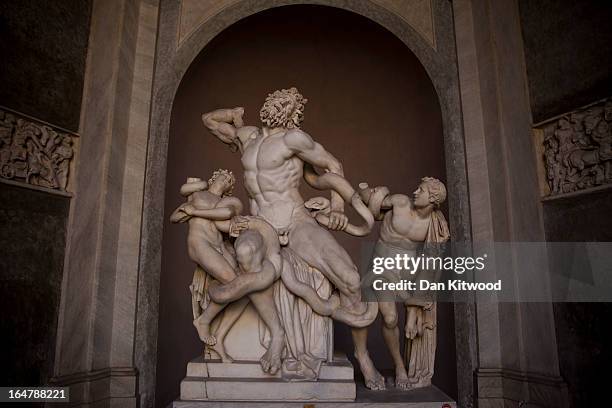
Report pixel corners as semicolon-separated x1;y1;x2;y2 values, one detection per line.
177;0;436;49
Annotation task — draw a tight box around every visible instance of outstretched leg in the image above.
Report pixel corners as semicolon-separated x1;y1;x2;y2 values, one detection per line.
211;297;250;362
248;286;285;374
289;220;360;297
405;306;423;340
189;243;237;284
194;301;226;346
379;302;410;389
288;216;377;326
208;262;278;304
352;327;385;390
288;215;382;387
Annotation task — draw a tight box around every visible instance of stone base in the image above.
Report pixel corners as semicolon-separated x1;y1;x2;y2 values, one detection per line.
174;402;453;408
176;354;457;406
175;381;456;407
476;368;569;408
179;353;356;402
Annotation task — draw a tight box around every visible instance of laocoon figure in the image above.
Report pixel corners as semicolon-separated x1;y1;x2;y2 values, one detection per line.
202;87;382;386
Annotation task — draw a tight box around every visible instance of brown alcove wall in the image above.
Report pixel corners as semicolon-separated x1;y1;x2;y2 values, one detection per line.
157;5;456;406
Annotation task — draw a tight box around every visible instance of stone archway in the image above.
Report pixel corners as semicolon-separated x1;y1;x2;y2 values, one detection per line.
137;1;472;406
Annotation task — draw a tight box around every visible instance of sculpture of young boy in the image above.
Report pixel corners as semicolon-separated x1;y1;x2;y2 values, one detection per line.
358;177;450;390
170;170;285;372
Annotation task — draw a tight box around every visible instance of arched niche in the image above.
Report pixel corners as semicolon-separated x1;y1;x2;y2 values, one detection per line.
139;1;472;407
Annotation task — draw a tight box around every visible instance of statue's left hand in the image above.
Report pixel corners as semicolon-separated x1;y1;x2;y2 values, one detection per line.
328;211;349;231
229;215;250;237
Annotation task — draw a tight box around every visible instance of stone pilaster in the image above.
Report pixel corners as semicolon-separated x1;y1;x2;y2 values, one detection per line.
453;0;569;406
50;0;159;406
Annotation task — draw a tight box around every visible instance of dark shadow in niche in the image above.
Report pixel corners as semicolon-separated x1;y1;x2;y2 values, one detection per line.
544;190;612;407
518;0;612;123
0;184;69;388
0;0;92;131
156;5;456;407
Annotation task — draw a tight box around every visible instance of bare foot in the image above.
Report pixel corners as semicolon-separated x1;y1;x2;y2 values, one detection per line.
260;331;284;374
194;320;217;346
355;352;385;390
203;334;216;346
212;341;234;363
395;366;411;390
405;306;418;339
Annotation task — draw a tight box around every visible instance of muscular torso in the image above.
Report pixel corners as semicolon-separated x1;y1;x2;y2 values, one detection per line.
380;203;430;249
240;127;306;230
186;190;225;250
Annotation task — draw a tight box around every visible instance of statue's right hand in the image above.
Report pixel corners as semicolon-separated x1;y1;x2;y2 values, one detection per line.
328;211;349;231
183;204;195;215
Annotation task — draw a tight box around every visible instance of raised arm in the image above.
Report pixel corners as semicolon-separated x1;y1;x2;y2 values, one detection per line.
180;180;207;197
202;108;245;147
285;129;345;215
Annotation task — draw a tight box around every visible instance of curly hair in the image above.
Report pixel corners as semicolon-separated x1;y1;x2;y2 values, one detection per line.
208;169;236;196
259;87;308;129
421;177;446;207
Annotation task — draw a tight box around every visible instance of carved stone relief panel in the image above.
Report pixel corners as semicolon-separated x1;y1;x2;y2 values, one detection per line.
535;98;612;197
0;109;77;192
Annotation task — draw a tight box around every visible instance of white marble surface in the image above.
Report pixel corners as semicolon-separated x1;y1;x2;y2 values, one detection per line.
210;304;268;362
180;353;356;402
186;354;353;381
181;377;356;402
175;383;456;407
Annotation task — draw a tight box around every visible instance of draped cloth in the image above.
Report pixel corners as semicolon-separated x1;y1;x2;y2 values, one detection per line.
190;265;209;320
405;302;437;387
424;209;450;248
405;208;449;387
259;247;333;381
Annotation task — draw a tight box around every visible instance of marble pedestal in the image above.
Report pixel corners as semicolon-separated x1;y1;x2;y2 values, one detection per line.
176;376;456;407
179;353;356;402
179;299;353;402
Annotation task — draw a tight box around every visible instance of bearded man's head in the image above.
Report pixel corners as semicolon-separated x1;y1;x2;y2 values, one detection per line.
259;87;308;129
